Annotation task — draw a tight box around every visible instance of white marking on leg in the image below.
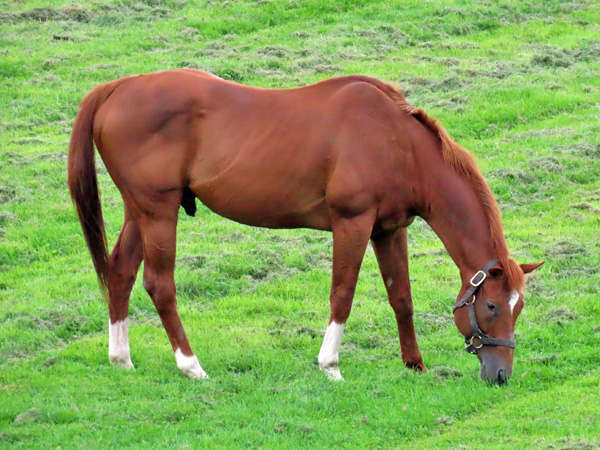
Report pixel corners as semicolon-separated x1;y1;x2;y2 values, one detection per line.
318;321;345;381
509;290;519;314
386;277;393;287
108;318;134;369
174;348;208;379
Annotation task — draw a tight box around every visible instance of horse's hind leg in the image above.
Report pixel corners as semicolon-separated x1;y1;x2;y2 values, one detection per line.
107;207;142;369
137;191;208;379
318;211;375;381
371;228;426;372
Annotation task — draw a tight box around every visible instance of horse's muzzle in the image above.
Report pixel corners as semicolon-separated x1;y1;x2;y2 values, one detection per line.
480;360;513;385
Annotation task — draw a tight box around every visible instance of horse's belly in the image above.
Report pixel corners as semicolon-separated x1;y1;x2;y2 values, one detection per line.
189;173;331;230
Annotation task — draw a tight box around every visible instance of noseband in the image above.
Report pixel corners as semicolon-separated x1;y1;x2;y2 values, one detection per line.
453;259;517;355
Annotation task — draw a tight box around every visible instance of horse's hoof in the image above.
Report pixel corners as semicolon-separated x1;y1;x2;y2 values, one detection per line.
109;355;134;369
405;361;427;373
320;365;344;381
175;350;208;379
185;369;209;380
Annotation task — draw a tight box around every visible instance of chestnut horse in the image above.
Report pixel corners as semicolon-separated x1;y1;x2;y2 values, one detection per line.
68;69;542;384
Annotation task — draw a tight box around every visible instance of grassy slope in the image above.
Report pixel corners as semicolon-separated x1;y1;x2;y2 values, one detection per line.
1;0;599;448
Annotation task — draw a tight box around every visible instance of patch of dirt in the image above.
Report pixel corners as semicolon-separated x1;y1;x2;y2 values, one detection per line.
180;26;200;39
274;420;313;434
404;75;471;95
340;341;358;353
530;156;563;174
417;312;453;330
177;255;206;269
52;34;89;42
431;95;469;111
292;30;309;39
546;239;589;260
88;63;121;71
411;248;446;258
457;62;521;80
529;41;600;68
9;5;95;22
555;437;599;450
41;356;58;367
522;354;558;364
313;64;342;73
0;186;16;204
431;75;469;92
569;203;600;213
486;169;534;184
256;45;291;58
295;326;319;338
511;127;574;139
530;45;573;68
0;151;23;164
12;137;50;145
545;306;580;325
430;365;462;378
438;42;481;50
545;81;563;90
564;212;584;221
580;189;600;202
0;211;17;224
436;416;454;425
554;143;600;159
37;152;68;162
13;408;42;425
572;40;600;63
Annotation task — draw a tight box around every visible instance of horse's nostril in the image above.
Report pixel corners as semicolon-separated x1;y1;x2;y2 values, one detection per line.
497;369;507;384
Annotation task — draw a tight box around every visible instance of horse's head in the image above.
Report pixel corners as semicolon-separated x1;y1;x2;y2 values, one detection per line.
453;260;544;384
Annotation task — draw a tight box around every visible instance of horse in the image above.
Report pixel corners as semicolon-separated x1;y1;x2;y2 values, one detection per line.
68;69;543;384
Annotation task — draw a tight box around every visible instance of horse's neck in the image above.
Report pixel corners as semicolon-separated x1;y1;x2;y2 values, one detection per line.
419;160;497;281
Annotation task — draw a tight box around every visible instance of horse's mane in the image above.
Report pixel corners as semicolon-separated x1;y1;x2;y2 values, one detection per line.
384;84;524;290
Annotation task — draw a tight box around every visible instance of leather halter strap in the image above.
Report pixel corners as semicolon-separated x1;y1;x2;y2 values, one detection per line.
452;259;517;354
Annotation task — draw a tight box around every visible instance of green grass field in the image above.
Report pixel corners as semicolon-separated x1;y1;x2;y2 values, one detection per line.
1;0;599;448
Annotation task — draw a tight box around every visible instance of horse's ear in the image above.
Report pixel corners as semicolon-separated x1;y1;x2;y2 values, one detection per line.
520;261;545;274
488;263;504;278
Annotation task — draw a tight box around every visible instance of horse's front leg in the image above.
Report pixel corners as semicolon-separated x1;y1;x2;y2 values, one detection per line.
371;228;426;372
318;211;375;381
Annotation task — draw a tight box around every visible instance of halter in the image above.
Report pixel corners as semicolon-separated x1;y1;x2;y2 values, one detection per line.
452;259;517;355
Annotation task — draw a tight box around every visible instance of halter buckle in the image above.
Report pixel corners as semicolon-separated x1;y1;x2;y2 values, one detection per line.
465;336;484;352
470;271;486;287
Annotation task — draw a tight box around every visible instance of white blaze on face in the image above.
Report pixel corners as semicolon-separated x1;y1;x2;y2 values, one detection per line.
318;321;345;381
509;290;519;314
108;318;134;369
174;348;209;379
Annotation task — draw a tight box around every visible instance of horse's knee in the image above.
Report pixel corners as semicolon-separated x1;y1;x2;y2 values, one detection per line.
143;273;176;315
109;263;137;291
142;270;156;298
390;294;414;321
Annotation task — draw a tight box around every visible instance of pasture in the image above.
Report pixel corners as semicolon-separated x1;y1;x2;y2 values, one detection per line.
1;0;599;448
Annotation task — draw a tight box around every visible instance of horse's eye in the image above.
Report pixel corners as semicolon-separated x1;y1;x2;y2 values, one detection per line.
487;303;497;312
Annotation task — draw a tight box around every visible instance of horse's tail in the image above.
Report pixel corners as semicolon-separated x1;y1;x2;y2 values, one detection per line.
68;78;129;299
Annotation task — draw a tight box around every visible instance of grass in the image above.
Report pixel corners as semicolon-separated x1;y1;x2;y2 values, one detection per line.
1;0;599;448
